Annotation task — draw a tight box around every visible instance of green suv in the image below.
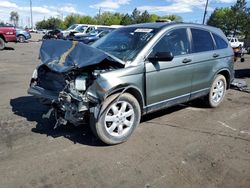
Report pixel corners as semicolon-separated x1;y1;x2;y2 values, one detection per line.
28;22;234;144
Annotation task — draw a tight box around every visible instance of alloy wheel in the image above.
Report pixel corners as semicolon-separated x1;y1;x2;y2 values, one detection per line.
104;101;135;137
212;79;225;103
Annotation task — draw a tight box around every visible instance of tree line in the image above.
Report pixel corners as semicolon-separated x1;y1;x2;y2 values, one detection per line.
4;0;249;39
36;8;182;30
207;0;250;38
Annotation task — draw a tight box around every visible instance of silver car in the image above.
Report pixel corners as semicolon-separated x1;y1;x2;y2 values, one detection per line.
28;22;234;144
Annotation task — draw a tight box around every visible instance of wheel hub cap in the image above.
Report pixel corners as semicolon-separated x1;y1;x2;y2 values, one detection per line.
212;80;225;103
104;101;134;137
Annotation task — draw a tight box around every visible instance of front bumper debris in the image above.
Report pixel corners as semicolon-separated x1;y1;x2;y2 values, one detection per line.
28;85;58;101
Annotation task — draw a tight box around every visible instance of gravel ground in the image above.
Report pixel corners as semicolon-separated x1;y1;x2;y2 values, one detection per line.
0;34;250;188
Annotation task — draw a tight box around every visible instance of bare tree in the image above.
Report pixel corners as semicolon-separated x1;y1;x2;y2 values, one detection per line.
10;11;19;27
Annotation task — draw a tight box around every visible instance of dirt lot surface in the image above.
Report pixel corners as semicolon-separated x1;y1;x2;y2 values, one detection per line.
0;34;250;188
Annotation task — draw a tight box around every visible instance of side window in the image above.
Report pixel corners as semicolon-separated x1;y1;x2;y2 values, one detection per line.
89;27;95;33
152;28;190;56
191;28;214;53
99;31;108;38
77;26;85;32
213;33;228;49
86;27;93;33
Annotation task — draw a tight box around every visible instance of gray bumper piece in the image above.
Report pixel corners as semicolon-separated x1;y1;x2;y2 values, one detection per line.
28;85;58;100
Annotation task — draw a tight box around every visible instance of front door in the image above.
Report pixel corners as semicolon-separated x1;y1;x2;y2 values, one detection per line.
145;28;193;112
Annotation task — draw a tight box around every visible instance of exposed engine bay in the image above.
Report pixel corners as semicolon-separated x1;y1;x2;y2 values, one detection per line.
29;39;124;128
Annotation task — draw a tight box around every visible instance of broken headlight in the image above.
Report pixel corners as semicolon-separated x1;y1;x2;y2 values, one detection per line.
30;68;38;86
32;68;38;79
75;75;87;91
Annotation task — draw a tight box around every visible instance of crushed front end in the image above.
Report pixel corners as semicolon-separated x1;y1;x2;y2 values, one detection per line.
28;39;124;128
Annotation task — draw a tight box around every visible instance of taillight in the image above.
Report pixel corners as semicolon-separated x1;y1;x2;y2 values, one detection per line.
6;32;14;35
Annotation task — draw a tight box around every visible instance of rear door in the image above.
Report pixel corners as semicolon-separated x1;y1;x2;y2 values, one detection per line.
189;28;217;99
145;28;193;110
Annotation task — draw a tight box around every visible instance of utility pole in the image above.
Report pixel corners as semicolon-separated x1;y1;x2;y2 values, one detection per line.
98;7;102;24
202;0;209;24
99;7;102;17
30;0;33;29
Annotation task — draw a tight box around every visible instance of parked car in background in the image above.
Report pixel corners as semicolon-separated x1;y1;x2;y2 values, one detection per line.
25;28;37;33
28;22;234;145
37;29;47;34
42;29;63;40
16;28;31;43
247;47;250;54
0;26;16;50
227;37;244;48
62;24;97;37
73;29;113;44
62;24;122;38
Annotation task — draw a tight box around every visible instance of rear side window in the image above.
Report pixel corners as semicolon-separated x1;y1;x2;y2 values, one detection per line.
213;34;228;49
191;28;214;53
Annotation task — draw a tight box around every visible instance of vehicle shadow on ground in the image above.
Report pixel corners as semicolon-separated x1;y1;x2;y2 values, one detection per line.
4;47;15;50
10;96;207;146
20;41;29;43
235;69;250;79
10;96;105;147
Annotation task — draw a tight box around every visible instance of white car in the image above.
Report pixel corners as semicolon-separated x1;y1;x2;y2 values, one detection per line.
227;37;244;48
61;24;96;37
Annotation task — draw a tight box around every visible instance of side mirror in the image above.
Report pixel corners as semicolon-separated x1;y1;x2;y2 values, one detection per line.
148;52;174;62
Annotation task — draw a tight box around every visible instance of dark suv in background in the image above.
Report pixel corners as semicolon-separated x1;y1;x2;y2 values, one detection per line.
28;22;234;144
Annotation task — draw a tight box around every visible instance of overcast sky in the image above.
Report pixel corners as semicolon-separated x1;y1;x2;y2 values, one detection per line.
0;0;249;27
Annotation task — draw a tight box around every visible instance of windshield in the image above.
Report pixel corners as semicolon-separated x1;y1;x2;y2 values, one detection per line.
67;24;78;30
92;27;158;61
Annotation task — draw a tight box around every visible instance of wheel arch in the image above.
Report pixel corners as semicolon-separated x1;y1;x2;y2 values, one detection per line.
216;69;231;89
0;34;6;42
105;85;145;115
17;34;26;40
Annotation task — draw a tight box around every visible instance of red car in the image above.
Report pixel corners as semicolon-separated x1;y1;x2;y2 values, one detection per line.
0;26;17;50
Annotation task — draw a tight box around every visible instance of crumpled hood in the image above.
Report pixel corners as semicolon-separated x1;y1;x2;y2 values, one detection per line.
39;39;108;73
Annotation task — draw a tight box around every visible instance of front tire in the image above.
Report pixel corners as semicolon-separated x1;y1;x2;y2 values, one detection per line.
206;74;227;108
91;93;141;145
17;35;26;43
0;37;5;50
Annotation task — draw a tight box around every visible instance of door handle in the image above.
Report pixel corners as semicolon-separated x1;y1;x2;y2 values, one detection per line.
213;53;220;58
182;58;192;63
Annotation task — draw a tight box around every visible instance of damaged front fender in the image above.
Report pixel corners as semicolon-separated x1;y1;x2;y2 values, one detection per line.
86;65;145;106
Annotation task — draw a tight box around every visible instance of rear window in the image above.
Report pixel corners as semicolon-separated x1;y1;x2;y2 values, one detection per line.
191;28;214;53
213;34;228;49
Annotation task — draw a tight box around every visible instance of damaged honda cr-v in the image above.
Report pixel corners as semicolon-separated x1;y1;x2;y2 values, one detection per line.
28;22;234;145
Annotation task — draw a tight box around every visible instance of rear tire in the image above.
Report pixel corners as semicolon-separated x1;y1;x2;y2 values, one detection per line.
90;93;141;145
206;74;227;108
0;37;5;50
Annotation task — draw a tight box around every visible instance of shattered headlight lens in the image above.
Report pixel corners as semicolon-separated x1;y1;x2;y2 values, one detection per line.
75;76;87;91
